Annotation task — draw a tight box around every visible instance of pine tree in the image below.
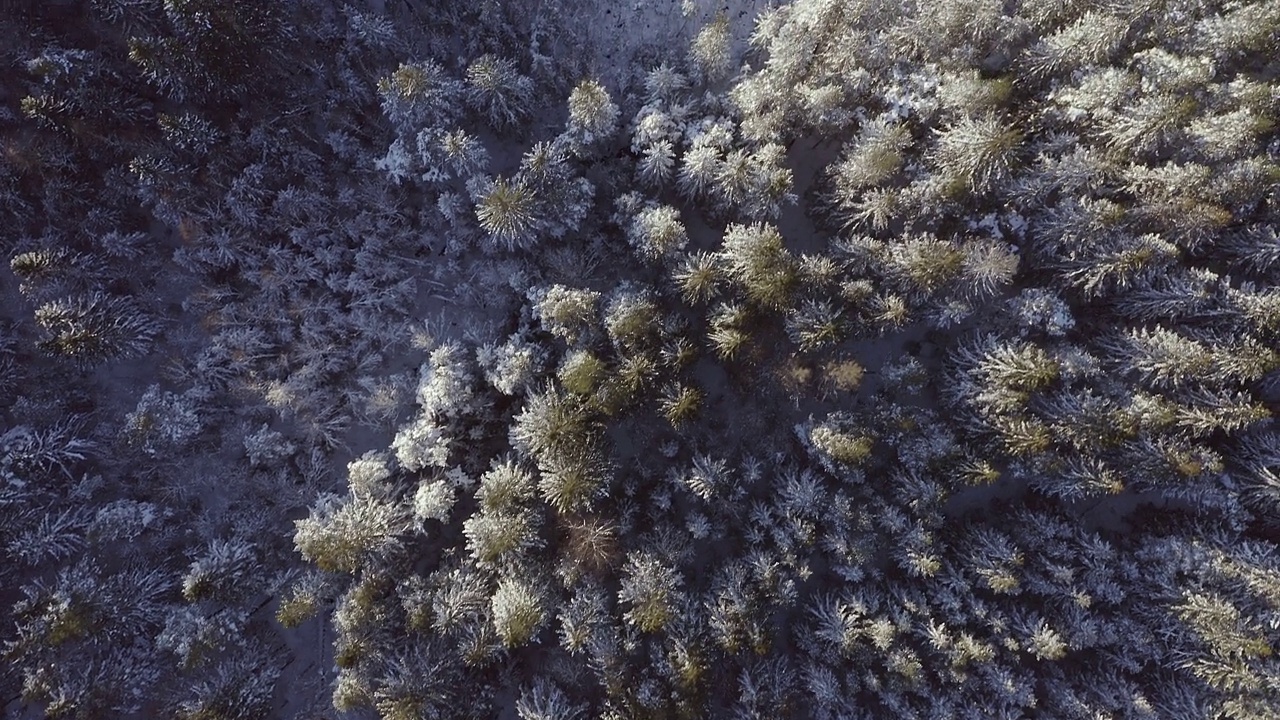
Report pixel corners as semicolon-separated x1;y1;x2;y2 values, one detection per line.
293;493;409;574
275;570;329;629
637;140;677;187
1100;327;1215;388
517;678;587;720
563;79;619;155
537;445;610;514
672;251;722;304
1173;390;1270;437
1022;12;1130;78
677;144;722;200
477;334;548;396
511;384;597;460
530;285;602;345
718;222;798;311
378;60;462;133
174;652;279;720
491;575;549;647
643;63;688;104
785;300;847;352
34;292;160;367
619;551;683;633
9;247;100;302
464;507;541;568
690;13;734;83
475;176;540;251
465;54;534;131
1;422;94;480
559;515;619;580
627;205;689;262
884;234;965;299
603;286;662;352
128;0;294;103
371;641;469;720
931;114;1022;193
659;383;704;428
732;657;796;720
1100;92;1196;159
181;538;259;603
412;476;457;523
438;129;491;180
555;349;604;398
1056;232;1181;298
826;117;911;228
961;239;1020;299
474;457;538;512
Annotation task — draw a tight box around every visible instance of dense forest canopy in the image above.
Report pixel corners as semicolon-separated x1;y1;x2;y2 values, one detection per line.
1;0;1279;719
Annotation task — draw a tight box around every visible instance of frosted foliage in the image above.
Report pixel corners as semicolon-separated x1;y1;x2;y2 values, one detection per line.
829;118;910;200
718;222;797;309
476;458;537;511
1026;619;1068;660
388;345;477;471
464;508;539;566
343;6;395;45
530;285;601;344
464;54;534;130
89;499;162;542
1025;12;1129;76
565;79;619;151
413;477;457;522
182;538;257;601
1051;67;1138;120
437;129;491;180
517;679;586;720
376;137;414;183
392;414;451;471
19;1;1280;718
632;108;679;151
686;512;712;539
477;335;547;396
603;286;660;350
492;576;547;647
1133;48;1214;93
628;205;689;261
961;239;1020;298
346;451;393;499
157;603;249;666
243;424;296;468
644;64;688;103
124;385;200;456
33;291;159;365
179;655;277;720
932;115;1022;192
936;71;1009;116
475;176;539;251
678;144;722;199
638;140;677;186
1010;288;1075;336
619;551;682;632
1190;107;1269;160
690;15;733;82
378;60;461;131
416;343;477;419
688;116;735;152
683;454;736;501
293;493;406;573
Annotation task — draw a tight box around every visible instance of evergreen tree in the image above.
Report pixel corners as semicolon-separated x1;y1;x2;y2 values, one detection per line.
33;293;160;367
